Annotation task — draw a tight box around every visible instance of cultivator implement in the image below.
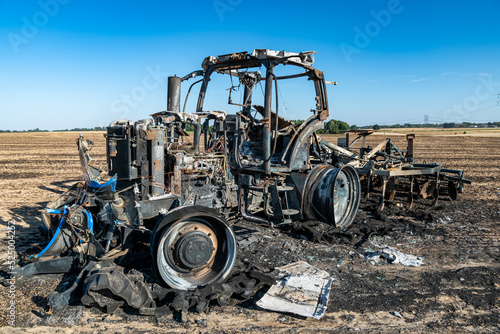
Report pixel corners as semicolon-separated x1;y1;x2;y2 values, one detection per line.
321;130;471;212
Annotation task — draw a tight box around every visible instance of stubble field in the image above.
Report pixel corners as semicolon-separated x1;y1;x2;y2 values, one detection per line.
0;130;499;333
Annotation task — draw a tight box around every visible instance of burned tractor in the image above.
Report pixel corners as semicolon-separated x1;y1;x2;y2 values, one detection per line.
16;49;470;310
18;50;363;294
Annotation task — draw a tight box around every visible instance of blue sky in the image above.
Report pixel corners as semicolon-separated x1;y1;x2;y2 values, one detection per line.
0;0;499;130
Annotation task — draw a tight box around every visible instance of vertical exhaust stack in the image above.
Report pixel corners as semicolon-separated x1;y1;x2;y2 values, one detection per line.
167;76;181;113
168;75;201;153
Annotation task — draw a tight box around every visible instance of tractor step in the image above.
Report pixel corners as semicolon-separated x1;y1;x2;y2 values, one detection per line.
276;185;294;192
282;209;299;216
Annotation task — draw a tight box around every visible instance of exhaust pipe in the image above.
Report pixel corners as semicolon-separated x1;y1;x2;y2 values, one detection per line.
167;76;181;113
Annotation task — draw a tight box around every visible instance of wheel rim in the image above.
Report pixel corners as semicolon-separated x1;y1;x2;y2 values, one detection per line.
303;164;361;228
333;170;349;224
156;215;236;290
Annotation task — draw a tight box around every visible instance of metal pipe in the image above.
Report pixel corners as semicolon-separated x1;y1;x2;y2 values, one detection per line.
182;78;203;114
203;119;209;152
104;225;116;253
167;76;181;113
272;74;279;157
186;121;201;154
150;127;166;196
263;66;273;175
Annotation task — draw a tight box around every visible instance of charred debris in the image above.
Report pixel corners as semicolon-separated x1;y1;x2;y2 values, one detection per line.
13;49;470;316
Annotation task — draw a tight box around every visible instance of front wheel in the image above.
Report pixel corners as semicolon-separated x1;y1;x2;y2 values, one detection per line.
151;206;237;290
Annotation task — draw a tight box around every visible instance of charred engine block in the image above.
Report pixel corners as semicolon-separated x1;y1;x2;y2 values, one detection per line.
106;119;237;221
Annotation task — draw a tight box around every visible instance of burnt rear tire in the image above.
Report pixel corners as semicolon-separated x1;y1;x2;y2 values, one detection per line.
151;206;237;290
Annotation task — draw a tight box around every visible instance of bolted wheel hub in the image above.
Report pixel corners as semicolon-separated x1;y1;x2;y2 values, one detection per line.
174;231;214;269
153;207;237;290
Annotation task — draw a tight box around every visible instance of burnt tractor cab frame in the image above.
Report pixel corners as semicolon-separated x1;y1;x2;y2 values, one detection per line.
17;50;364;295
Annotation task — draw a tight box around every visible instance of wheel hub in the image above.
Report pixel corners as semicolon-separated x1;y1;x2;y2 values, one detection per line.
154;209;237;290
174;231;214;269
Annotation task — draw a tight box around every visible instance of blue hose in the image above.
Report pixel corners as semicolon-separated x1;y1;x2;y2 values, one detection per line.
36;206;69;259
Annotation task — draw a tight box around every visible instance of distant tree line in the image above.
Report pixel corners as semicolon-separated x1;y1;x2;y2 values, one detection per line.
291;119;350;134
2;121;498;134
0;126;107;133
356;121;500;130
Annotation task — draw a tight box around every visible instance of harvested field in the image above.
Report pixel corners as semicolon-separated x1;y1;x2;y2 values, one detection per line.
0;131;499;333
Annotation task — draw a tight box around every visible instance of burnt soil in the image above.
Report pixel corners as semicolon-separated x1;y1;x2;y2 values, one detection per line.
0;132;499;333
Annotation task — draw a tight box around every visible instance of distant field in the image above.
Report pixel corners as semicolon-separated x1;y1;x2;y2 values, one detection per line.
374;127;500;137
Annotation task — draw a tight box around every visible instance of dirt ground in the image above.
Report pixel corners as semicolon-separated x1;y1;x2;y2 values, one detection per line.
0;131;499;333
